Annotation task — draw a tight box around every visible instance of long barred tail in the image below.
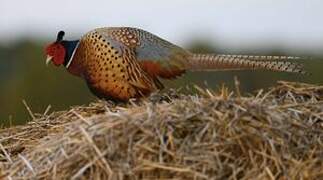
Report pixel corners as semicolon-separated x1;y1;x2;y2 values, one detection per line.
187;54;306;74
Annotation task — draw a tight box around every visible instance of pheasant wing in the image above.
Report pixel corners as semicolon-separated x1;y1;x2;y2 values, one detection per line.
104;27;190;79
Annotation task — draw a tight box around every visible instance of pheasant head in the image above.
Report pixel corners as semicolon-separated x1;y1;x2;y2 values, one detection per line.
45;31;79;67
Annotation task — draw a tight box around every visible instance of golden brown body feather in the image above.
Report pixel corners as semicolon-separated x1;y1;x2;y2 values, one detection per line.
68;29;158;101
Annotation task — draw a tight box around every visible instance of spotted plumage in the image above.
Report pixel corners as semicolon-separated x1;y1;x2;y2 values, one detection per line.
45;27;306;101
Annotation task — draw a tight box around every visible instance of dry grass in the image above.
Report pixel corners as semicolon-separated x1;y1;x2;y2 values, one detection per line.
0;81;323;179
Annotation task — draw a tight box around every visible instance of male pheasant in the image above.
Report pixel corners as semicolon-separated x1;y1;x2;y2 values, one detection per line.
45;27;305;101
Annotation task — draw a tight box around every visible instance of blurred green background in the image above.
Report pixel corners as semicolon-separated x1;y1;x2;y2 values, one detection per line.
1;0;323;126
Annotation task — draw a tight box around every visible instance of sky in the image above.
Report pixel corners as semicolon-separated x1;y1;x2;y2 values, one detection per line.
1;0;323;53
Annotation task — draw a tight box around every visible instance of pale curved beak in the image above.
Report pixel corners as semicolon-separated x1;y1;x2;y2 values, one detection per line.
46;55;53;66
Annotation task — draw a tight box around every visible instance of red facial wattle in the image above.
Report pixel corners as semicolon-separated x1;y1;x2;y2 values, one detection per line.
45;43;66;66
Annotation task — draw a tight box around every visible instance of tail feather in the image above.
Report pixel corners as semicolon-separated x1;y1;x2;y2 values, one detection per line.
187;54;306;74
217;54;301;61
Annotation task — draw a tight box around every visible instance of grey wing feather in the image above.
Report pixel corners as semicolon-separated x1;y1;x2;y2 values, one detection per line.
133;28;186;61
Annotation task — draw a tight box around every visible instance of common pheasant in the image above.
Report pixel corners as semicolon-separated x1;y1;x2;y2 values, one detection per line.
45;27;305;101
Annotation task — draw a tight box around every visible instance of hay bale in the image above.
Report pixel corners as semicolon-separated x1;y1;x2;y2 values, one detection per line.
0;81;323;179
